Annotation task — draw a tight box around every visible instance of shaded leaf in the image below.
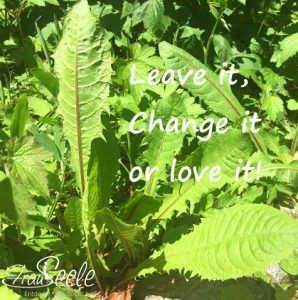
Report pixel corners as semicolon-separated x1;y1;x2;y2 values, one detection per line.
137;204;298;280
10;94;28;138
271;33;298;67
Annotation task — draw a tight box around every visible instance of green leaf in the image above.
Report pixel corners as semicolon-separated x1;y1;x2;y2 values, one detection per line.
213;34;231;63
32;68;59;98
27;214;60;233
287;99;298;111
115;43;163;99
143;92;187;195
138;204;298;280
82;127;119;227
227;162;298;195
143;0;171;35
10;94;28;137
28;0;59;6
119;192;161;224
153;129;252;220
28;96;52;117
0;176;37;235
64;197;82;231
54;0;112;192
262;95;284;121
158;41;266;152
28;126;61;160
271;33;298;67
280;249;298;275
95;208;144;262
0;286;20;300
7;137;52;198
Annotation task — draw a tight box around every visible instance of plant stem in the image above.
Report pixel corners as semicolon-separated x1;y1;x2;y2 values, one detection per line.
0;80;5;105
126;132;132;169
291;128;298;156
204;13;222;66
119;159;130;176
47;161;65;221
35;21;52;67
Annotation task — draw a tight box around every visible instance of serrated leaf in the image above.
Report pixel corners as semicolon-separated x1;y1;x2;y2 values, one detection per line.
271;33;298;67
137;204;298;280
158;41;266;152
227;162;298;195
82;127;119;226
7;137;52;198
54;0;112;192
115;43;163;99
95;208;144;262
143;0;171;35
213;34;231;63
0;176;36;235
262;95;284;121
154;129;252;220
143;92;187;195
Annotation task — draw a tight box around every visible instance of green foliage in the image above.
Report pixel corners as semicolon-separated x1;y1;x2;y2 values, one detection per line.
271;33;298;67
96;208;144;263
143;0;171;35
10;94;28;137
136;204;298;280
54;0;112;192
7;136;51;198
159;41;266;152
153;129;252;219
143;92;187;195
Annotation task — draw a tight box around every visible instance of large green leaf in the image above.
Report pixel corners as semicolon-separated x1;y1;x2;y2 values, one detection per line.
143;0;171;35
95;208;144;262
7;137;52;198
143;92;187;195
0;176;37;235
80;129;119;284
81;127;119;229
135;204;298;280
271;33;298;67
153;129;252;220
158;42;266;153
54;0;111;192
